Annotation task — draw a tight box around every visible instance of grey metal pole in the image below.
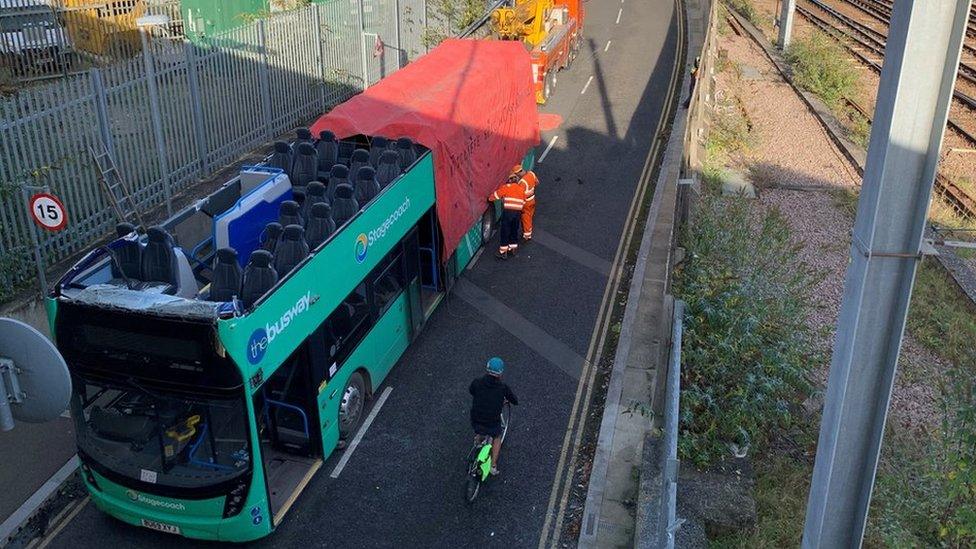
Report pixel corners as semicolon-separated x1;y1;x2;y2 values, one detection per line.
358;0;369;88
777;0;796;49
183;42;210;176
801;1;972;547
0;359;16;432
256;20;275;138
140;29;174;217
22;187;48;294
313;3;327;109
393;0;402;68
89;69;116;159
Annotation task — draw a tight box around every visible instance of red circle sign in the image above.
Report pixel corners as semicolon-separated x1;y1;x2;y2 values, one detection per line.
28;193;68;232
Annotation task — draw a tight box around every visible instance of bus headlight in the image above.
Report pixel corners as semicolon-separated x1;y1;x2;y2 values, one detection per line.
222;480;250;518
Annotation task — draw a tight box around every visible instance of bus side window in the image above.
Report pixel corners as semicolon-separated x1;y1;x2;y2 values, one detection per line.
326;283;370;367
371;252;405;316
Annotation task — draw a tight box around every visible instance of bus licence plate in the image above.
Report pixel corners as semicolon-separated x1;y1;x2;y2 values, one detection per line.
141;519;181;535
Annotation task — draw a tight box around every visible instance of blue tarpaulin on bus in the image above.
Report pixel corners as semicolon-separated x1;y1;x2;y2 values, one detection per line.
310;39;539;258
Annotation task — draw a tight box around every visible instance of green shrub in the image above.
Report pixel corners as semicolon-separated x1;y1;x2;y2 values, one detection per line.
675;195;817;467
785;32;859;109
726;0;759;25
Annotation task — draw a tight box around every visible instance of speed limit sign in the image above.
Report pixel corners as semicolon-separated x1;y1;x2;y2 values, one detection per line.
28;193;68;232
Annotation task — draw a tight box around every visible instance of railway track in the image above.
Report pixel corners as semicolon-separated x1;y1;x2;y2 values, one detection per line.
796;0;976;148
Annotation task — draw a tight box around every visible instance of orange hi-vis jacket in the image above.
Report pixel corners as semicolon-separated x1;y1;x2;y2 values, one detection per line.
520;170;538;203
490;182;527;211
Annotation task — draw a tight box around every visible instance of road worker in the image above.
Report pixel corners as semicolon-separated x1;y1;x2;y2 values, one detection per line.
513;164;538;240
489;174;527;259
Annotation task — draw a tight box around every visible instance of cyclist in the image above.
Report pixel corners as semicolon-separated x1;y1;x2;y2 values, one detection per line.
469;357;519;475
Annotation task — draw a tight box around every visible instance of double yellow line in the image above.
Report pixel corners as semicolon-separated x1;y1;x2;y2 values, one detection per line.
536;0;687;545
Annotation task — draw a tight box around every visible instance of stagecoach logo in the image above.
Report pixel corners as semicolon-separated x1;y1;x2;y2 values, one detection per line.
246;291;314;365
355;196;411;264
126;489;186;511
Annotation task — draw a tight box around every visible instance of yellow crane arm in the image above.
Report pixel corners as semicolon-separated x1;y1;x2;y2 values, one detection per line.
490;0;553;47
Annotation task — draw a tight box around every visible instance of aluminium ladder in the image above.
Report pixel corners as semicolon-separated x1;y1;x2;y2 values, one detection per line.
89;143;145;229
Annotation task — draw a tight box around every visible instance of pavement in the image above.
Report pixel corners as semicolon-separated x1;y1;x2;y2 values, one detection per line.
12;0;681;545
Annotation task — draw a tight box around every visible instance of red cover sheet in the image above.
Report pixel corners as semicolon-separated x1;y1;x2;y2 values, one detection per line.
310;39;540;258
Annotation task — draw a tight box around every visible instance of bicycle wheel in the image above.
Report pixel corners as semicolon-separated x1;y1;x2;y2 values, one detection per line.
465;465;481;503
500;402;512;443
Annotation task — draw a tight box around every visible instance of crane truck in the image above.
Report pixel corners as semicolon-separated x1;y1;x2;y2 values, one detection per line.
490;0;584;104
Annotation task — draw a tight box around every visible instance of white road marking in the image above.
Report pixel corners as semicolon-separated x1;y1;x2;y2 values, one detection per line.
604;40;612;52
330;386;393;478
616;8;623;24
580;75;594;95
35;497;89;549
0;455;79;545
538;136;559;163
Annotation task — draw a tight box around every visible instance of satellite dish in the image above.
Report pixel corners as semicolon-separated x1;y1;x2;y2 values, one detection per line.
0;318;72;431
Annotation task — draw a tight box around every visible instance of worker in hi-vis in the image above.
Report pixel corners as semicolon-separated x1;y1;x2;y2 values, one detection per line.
489;174;527;259
513;164;538;240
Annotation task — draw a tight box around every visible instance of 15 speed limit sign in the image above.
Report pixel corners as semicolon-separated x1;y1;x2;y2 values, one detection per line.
28;193;68;232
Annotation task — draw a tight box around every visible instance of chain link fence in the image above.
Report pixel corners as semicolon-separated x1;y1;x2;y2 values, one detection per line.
1;0;480;297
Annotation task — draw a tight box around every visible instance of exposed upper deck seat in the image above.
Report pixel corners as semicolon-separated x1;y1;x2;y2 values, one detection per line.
278;200;304;228
348;149;370;184
291;143;318;188
375;150;401;189
354;166;381;205
326;165;349;203
274;225;309;276
268;142;293;174
368;136;390;167
294;128;313;148
110;223;141;281
337;140;357;166
331;184;359;227
260;222;283;255
303;181;328;219
316;130;339;176
213;170;292;268
396;137;417;171
242;250;278;308
210;248;243;302
139;227;195;297
305;202;336;249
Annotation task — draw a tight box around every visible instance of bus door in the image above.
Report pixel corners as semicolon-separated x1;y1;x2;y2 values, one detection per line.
415;208;446;319
253;344;323;524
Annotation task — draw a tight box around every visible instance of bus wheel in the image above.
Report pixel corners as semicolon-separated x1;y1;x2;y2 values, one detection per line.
339;372;367;439
481;209;494;243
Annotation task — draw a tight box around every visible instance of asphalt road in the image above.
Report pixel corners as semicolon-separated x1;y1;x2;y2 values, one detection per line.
47;0;679;545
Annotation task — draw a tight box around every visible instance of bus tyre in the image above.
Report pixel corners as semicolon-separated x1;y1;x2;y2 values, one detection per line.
481;209;494;243
339;371;367;439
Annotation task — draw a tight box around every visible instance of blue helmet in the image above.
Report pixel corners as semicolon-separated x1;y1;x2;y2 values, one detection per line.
486;357;505;375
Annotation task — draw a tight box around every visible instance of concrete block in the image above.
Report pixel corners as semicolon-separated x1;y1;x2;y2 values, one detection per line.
720;171;756;198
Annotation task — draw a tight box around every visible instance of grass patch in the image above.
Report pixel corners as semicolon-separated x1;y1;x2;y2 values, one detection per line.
725;0;761;27
785;32;860;110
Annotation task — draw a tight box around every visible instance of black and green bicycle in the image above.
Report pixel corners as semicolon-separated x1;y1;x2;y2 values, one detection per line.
464;402;512;503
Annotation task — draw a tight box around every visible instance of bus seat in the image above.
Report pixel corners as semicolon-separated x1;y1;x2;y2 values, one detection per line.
326;165;350;203
111;222;141;281
303;181;328;219
291;143;318;188
278;200;304;228
274;225;309;276
306;202;336;249
376;150;401;189
331;184;359;227
210;248;242;302
213;172;292;268
242;250;278;308
348;149;370;185
267;141;292;174
140;226;179;291
173;248;198;299
337;140;357;165
260;222;283;255
292;187;306;209
294;128;313;148
354;166;381;205
396;137;417;171
368;136;391;167
316;130;339;175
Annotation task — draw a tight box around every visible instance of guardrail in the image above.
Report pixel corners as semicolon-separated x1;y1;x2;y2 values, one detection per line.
653;299;685;548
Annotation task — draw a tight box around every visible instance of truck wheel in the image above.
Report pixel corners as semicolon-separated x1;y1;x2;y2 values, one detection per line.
543;71;554;103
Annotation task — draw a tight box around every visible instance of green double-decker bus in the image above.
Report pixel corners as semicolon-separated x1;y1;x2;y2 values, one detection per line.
47;135;532;541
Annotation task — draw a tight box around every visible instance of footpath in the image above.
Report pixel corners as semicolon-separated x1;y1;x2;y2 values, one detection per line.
577;0;710;546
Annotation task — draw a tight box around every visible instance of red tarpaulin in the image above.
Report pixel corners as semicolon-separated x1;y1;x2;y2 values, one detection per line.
310;38;540;259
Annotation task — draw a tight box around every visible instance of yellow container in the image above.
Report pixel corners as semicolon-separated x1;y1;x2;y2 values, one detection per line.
58;0;147;58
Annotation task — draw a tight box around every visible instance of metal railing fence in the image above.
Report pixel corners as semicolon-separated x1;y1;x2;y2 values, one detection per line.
655;298;685;548
0;0;426;294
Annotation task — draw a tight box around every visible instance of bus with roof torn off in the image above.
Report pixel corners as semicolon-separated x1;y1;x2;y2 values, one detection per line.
45;39;538;541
